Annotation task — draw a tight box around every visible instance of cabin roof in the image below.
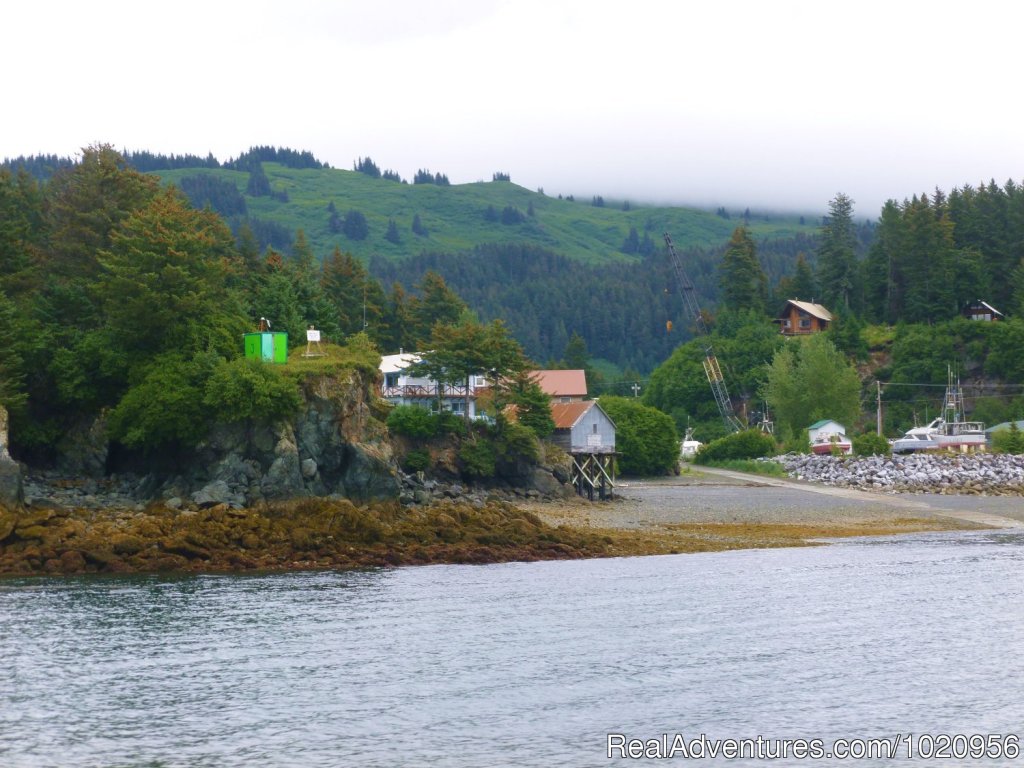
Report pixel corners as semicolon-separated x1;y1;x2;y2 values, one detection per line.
966;300;1004;317
379;352;421;374
808;419;844;430
529;369;588;397
781;299;833;322
550;400;615;430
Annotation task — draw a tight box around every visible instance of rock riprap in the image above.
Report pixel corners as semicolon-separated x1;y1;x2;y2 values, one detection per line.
775;453;1024;494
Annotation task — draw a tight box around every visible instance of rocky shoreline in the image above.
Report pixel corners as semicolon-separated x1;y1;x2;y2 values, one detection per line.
775;453;1024;495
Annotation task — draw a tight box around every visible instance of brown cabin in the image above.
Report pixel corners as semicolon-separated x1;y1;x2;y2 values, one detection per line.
777;299;833;336
962;300;1003;322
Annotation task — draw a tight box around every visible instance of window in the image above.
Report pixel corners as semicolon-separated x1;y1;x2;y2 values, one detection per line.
384;373;399;388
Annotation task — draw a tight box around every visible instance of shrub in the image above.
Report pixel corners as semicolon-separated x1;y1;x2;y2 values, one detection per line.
459;439;496;479
695;429;776;464
403;448;431;473
386;405;437;439
852;432;891;456
203;358;302;422
495;422;540;464
598;396;679;476
993;422;1024;454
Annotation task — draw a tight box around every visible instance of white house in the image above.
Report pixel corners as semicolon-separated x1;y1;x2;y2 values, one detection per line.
379;352;489;419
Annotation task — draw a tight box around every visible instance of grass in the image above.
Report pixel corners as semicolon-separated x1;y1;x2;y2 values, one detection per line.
153;164;819;264
700;458;787;477
278;339;381;380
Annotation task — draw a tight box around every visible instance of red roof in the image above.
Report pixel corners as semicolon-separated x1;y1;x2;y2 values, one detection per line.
550;400;596;429
529;369;588;397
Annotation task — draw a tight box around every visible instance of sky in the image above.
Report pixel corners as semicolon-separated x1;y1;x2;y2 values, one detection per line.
4;0;1023;216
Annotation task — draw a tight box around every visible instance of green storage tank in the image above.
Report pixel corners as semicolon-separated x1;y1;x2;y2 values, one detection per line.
243;332;288;364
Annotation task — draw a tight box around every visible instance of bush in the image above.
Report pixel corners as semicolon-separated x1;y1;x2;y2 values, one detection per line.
852;432;891;456
108;357;207;449
598;396;679;476
203;358;302;422
495;421;540;464
459;439;496;479
386;405;437;439
403;448;431;473
993;422;1024;454
695;429;776;464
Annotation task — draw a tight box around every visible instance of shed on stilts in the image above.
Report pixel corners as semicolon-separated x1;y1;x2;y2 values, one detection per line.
550;401;617;500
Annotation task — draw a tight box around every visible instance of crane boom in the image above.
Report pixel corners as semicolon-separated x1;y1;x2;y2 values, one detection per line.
664;233;743;433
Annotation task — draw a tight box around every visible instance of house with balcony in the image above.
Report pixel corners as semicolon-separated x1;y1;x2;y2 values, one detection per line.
379;352;488;419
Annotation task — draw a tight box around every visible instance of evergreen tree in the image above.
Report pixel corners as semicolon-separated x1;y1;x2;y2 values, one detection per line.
245;160;271;197
353;157;381;177
621;226;640;255
816;193;859;311
411;213;428;236
96;188;245;362
789;253;816;301
409;271;466;345
385;218;401;244
718;226;767;313
342;210;369;240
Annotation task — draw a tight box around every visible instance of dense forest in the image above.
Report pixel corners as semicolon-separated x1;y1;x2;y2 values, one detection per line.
4;144;1024;458
0;146;471;463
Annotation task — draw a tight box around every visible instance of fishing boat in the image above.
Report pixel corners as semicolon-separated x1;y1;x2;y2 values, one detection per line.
891;368;985;454
933;368;985;452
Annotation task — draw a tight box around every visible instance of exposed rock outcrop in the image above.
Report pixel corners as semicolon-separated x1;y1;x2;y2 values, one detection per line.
0;406;23;508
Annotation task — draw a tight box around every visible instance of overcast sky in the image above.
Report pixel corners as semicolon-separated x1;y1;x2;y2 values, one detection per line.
4;0;1022;216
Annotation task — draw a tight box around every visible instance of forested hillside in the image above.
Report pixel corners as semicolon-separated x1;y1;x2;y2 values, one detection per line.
5;144;1024;454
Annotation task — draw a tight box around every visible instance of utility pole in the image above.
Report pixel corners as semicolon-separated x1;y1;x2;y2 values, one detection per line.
631;382;641;398
876;380;883;436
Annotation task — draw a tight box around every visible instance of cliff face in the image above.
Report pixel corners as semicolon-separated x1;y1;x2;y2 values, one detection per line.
0;406;23;507
167;369;400;507
42;367;401;509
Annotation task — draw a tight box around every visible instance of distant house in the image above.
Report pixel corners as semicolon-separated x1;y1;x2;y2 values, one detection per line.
550;400;616;454
777;299;833;335
529;369;588;402
807;419;852;455
379;352;488;419
962;300;1003;322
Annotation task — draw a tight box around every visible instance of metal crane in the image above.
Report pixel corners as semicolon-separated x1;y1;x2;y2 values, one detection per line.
663;233;743;433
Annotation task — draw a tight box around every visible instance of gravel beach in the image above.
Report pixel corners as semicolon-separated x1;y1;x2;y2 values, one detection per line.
526;465;1024;537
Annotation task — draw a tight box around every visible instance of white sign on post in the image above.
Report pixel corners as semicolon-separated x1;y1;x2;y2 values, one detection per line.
303;326;325;357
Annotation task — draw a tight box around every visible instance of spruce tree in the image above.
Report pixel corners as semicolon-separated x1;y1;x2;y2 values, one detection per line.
718;226;767;313
816;193;859;312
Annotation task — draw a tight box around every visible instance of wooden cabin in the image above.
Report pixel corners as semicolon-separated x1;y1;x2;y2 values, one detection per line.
528;369;588;402
777;300;833;335
550;401;615;453
962;300;1003;322
550;400;616;499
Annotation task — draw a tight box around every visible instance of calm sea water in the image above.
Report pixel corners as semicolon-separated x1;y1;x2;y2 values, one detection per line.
1;530;1022;767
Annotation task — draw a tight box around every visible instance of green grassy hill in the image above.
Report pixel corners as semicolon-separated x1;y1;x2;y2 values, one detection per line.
155;164;817;263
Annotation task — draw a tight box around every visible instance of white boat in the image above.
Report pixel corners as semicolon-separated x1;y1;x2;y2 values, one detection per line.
891;369;986;454
891;417;943;454
933;367;986;452
680;427;702;459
